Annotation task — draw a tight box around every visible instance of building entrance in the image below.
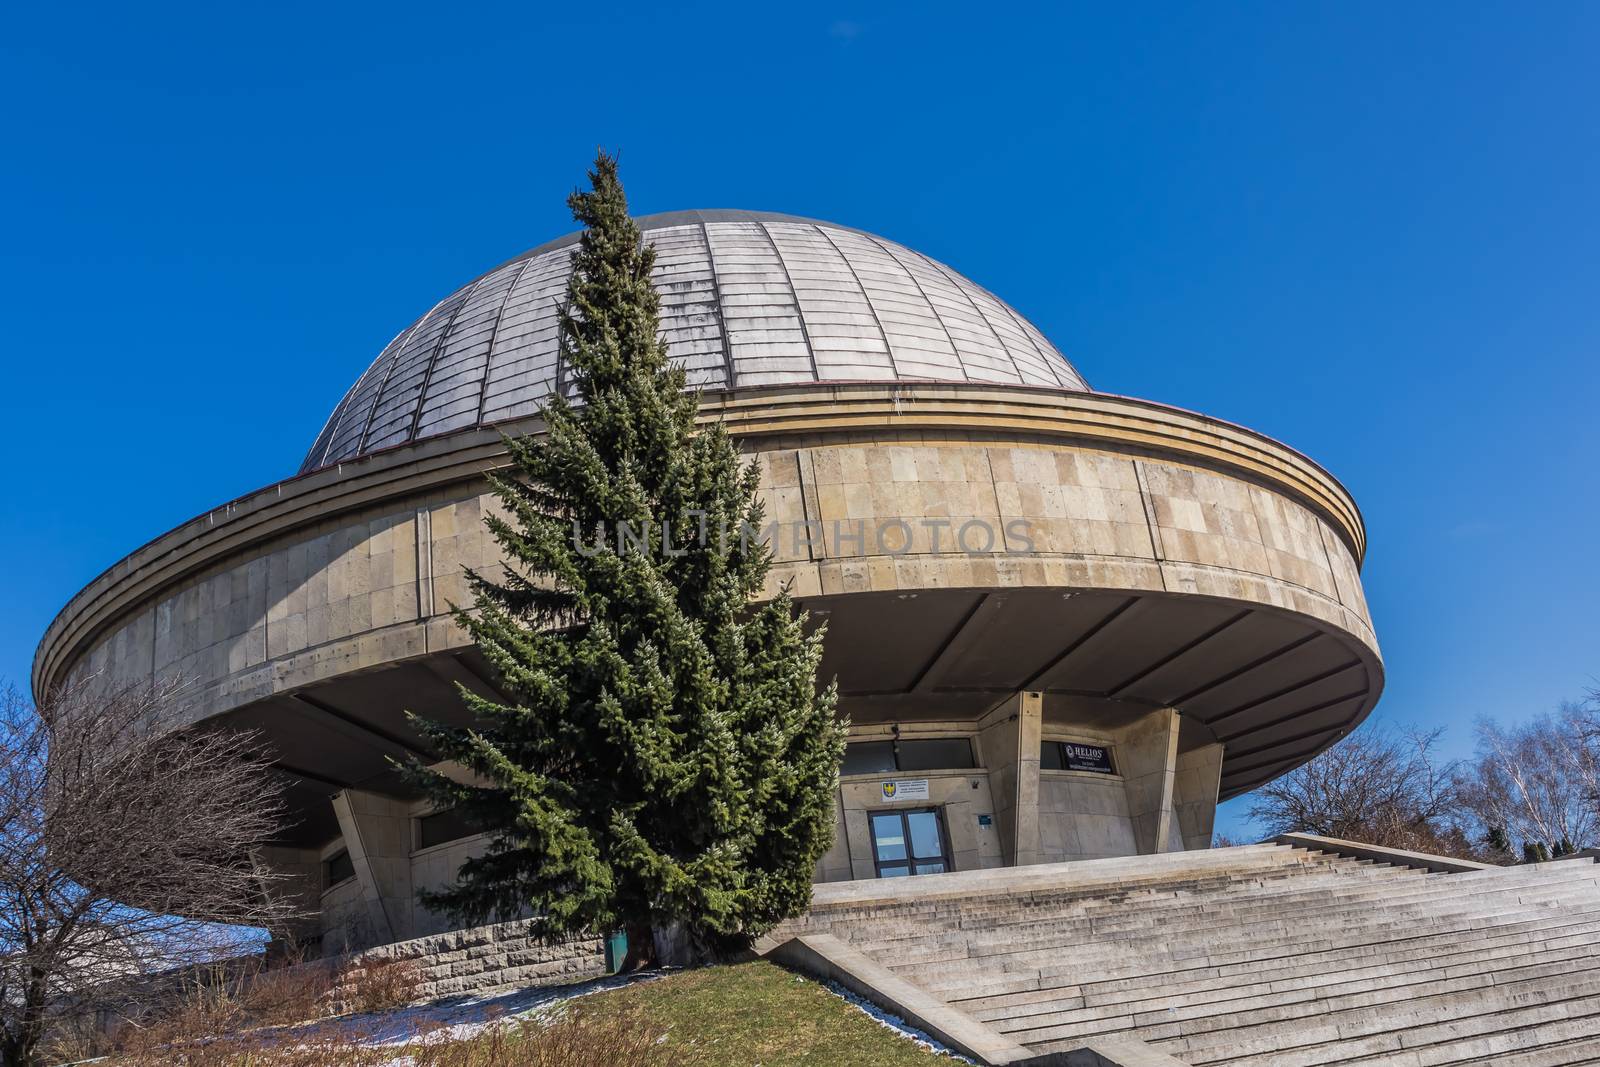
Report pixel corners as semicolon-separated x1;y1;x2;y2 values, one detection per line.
869;808;948;877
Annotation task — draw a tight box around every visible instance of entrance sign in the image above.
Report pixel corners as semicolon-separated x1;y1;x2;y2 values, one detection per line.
1062;743;1115;774
881;778;930;801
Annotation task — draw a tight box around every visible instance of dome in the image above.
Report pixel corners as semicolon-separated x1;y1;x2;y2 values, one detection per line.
301;210;1090;474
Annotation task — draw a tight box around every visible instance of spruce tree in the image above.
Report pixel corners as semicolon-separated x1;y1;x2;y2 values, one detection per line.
406;153;844;962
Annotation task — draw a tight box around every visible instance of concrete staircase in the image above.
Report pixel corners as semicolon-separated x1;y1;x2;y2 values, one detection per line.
773;842;1600;1066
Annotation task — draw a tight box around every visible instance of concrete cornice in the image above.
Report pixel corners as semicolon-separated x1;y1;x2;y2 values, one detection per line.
699;383;1366;564
33;383;1366;699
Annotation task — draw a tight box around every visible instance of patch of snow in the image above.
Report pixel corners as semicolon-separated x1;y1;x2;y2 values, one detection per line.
272;970;673;1064
818;979;975;1062
259;966;972;1065
358;970;667;1047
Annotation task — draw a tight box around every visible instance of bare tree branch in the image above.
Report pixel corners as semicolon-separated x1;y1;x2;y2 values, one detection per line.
1245;725;1478;858
1456;703;1599;857
0;678;303;1066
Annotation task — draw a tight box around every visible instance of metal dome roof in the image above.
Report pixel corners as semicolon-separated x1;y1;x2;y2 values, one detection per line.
300;210;1090;474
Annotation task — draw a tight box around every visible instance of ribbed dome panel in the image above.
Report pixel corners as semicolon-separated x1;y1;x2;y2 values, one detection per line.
301;210;1088;474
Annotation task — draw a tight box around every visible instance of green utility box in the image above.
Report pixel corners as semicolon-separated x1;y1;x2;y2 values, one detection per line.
603;929;628;973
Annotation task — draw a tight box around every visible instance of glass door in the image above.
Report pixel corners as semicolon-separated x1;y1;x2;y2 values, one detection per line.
869;808;949;877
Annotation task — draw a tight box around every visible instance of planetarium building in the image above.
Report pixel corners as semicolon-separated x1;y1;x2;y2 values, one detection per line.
35;211;1381;949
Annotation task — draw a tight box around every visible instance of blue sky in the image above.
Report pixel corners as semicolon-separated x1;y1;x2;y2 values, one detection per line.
2;3;1595;837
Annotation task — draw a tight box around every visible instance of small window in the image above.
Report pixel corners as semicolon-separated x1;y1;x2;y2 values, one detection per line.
324;849;354;889
1041;740;1116;774
417;807;479;850
841;741;897;776
842;737;975;776
897;738;975;772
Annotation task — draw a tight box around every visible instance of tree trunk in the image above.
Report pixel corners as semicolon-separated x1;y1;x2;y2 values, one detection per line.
619;920;656;971
3;969;50;1067
1;1017;39;1067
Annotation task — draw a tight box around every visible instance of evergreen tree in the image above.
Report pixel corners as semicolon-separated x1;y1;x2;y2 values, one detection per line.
406;153;844;962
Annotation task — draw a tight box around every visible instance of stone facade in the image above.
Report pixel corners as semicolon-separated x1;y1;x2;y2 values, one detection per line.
49;429;1375;729
763;435;1372;653
812;701;1226;884
34;383;1381;950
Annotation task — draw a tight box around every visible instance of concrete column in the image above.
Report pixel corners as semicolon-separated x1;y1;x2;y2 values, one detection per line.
253;844;323;946
1173;740;1225;850
843;806;876;880
1114;708;1180;855
331;789;415;945
978;691;1043;867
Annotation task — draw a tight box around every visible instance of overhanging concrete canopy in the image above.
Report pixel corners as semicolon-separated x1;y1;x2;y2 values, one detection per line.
35;383;1380;846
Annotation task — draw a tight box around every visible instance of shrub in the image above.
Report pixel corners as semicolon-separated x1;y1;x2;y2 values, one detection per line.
336;957;423;1015
97;955;338;1065
103;1008;663;1066
412;1010;665;1067
237;958;338;1027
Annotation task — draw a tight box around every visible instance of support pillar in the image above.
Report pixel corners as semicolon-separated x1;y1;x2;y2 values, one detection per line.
253;845;322;948
1114;708;1180;855
977;691;1043;867
1174;739;1225;850
331;789;415;946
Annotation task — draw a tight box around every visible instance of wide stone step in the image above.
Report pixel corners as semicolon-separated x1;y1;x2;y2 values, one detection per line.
802;860;1359;934
1160;968;1600;1064
801;845;1330;916
855;864;1596;964
1019;947;1600;1048
1066;867;1594;936
778;846;1600;1067
1407;1030;1600;1067
1177;989;1600;1067
945;905;1600;1007
912;894;1596;996
884;864;1597;958
834;856;1397;923
847;867;1420;952
952;874;1598;969
967;914;1600;1027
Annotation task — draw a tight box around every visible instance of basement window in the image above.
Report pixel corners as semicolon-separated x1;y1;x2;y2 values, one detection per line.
1041;740;1116;774
417;806;479;850
323;849;355;889
841;738;975;776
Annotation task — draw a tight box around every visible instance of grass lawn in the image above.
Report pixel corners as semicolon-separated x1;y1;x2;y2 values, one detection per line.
86;960;962;1066
568;960;959;1065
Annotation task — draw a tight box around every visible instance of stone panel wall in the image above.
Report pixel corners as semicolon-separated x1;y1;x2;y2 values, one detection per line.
1037;773;1138;861
762;437;1373;653
55;432;1377;738
1033;710;1219;864
333;919;605;1003
409;833;494;937
319;877;367;955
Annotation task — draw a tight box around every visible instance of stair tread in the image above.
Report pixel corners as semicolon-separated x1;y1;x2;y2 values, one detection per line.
786;844;1600;1067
